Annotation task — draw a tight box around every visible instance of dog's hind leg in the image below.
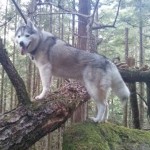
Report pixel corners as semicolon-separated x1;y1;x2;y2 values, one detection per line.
84;79;110;123
35;63;52;100
91;89;109;123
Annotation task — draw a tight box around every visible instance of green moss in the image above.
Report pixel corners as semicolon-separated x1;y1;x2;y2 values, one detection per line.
63;122;150;150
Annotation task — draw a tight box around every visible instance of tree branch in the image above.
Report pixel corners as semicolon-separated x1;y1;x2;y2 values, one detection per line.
11;0;27;24
92;0;122;30
37;2;91;18
0;15;15;27
0;39;30;105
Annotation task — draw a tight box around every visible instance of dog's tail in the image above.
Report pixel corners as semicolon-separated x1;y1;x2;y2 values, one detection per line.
111;64;130;103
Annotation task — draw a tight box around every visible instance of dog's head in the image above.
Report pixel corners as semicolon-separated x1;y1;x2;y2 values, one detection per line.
15;20;40;55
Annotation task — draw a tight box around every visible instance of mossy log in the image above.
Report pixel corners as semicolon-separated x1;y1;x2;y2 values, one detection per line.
63;122;150;150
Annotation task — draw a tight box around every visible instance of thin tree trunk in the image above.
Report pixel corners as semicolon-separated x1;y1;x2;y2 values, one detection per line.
49;0;52;33
123;27;129;127
72;0;75;46
146;82;150;117
129;83;140;129
139;0;144;127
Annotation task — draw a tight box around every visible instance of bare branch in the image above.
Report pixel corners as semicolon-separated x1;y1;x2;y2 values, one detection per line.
0;15;15;27
88;0;100;27
11;0;27;24
92;0;122;30
37;2;91;19
112;0;122;26
136;92;147;106
92;0;100;19
35;12;80;16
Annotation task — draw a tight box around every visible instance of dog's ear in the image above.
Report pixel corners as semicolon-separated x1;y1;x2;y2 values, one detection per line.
26;19;37;31
27;19;34;28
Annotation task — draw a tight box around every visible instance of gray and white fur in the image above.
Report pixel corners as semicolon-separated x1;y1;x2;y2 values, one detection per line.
15;20;130;123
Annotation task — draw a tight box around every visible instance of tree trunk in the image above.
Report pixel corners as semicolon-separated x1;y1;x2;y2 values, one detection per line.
123;27;129;127
129;83;140;129
139;0;144;128
146;82;150;117
77;0;90;50
72;0;90;123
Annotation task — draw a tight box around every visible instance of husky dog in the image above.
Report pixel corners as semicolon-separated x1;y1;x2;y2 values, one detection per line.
15;20;130;123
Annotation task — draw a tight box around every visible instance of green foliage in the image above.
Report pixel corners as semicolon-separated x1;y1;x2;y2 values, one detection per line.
97;0;150;62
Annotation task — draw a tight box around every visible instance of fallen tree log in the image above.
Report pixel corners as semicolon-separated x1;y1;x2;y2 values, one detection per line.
0;82;89;150
120;69;150;83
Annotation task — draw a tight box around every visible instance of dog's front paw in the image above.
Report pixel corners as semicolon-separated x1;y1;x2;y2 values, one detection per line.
89;117;106;123
35;94;44;100
89;117;99;123
34;89;49;100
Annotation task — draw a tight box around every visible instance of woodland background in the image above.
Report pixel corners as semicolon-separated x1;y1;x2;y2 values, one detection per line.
0;0;150;149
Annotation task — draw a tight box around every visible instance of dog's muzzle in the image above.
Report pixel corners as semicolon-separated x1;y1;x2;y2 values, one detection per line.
19;41;25;47
19;41;31;55
19;41;27;55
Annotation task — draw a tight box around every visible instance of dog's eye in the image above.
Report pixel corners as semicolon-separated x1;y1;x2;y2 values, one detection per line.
25;35;30;37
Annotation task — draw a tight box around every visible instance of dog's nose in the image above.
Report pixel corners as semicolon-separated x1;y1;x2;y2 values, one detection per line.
19;41;24;47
